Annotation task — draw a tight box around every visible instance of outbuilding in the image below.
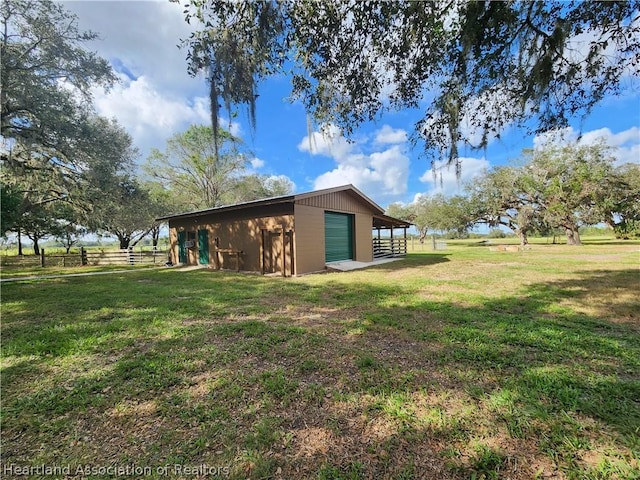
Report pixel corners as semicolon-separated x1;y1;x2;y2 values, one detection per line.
157;184;410;276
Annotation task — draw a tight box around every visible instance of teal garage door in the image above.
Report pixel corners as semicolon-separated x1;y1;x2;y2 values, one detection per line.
325;212;354;262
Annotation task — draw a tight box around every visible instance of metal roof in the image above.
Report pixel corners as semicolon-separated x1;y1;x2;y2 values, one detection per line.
157;184;383;220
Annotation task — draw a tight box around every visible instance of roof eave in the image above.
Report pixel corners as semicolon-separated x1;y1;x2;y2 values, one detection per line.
156;195;295;222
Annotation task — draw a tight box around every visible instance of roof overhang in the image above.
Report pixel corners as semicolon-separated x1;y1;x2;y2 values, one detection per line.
373;214;412;229
156;194;295;221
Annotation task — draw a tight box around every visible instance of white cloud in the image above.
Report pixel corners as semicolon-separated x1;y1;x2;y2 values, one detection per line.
297;124;355;161
250;157;265;169
419;157;490;196
314;145;410;197
374;125;408;145
91;74;210;156
64;1;201;97
300;125;410;202
62;1;219;159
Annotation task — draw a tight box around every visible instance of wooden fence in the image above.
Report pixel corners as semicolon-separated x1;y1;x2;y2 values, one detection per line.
84;249;168;266
372;238;407;259
1;248;168;268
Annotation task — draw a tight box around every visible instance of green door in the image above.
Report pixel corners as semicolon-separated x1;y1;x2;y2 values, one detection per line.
198;229;209;265
177;231;187;264
325;212;354;262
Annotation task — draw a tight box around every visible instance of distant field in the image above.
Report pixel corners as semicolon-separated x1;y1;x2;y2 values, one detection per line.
2;239;638;479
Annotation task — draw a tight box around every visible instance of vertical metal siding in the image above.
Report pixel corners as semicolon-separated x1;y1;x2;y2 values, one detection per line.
354;213;373;261
297;191;370;213
293;204;326;274
170;211;294;272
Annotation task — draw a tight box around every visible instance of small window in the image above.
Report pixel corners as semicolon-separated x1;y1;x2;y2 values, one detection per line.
187;231;196;241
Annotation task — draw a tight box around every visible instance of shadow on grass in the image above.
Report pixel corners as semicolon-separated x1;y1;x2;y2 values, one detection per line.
1;267;639;478
366;253;451;270
580;239;640;246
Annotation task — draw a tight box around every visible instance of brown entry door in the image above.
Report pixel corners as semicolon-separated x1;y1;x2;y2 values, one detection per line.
264;231;283;274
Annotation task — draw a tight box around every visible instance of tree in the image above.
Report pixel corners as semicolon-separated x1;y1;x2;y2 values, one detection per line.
53;203;87;253
1;0;115;188
389;194;471;242
2;115;139;254
19;203;60;255
598;162;640;239
175;0;639;170
0;182;21;235
386;203;416;224
141;179;173;248
465;166;539;246
227;174;294;204
91;178;157;250
144;125;246;211
1;0;142;252
520;142;618;245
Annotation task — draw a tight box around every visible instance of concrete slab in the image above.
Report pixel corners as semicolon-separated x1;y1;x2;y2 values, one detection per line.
325;257;402;272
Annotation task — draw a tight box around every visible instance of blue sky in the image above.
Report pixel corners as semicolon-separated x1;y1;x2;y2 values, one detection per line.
63;0;640;211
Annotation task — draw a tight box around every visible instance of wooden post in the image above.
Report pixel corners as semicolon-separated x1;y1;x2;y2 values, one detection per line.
40;248;45;267
390;227;394;256
288;230;294;276
214;237;220;270
260;229;265;275
403;227;407;255
281;227;286;277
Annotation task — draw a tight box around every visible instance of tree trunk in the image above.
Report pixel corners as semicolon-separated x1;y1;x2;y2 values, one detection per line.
32;236;40;256
151;226;160;248
17;228;23;256
118;234;130;249
64;232;72;253
565;227;582;245
517;229;529;247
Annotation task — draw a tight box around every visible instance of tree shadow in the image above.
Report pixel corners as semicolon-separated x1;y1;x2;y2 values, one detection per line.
2;267;638;478
581;239;640;246
367;253;451;270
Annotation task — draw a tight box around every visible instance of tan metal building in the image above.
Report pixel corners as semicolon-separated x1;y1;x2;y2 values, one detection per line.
158;185;410;276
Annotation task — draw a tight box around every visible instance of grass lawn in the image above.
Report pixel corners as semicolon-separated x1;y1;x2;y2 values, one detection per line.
2;240;639;479
0;264;160;279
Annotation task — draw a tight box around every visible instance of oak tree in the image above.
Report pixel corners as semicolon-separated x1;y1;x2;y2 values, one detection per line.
175;0;639;170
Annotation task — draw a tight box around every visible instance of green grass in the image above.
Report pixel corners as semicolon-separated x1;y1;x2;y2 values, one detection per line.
0;263;159;279
1;239;639;479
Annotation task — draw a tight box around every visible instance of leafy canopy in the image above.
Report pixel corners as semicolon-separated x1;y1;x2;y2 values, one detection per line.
144;125;294;212
1;0;116;173
175;0;639;169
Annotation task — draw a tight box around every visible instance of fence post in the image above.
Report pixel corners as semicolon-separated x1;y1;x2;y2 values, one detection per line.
80;247;86;265
40;248;45;267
